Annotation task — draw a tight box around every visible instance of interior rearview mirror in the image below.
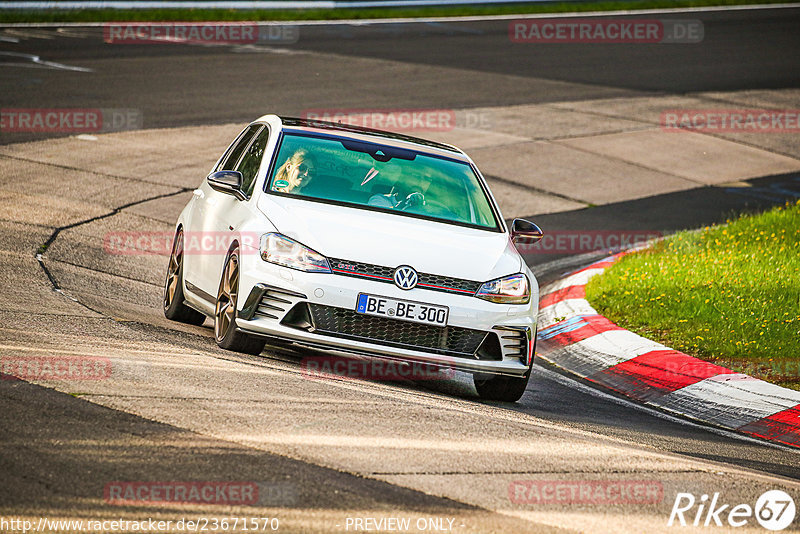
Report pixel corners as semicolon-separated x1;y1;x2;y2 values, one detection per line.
207;170;246;201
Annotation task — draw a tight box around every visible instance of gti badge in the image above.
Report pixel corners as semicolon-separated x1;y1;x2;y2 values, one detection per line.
394;265;418;290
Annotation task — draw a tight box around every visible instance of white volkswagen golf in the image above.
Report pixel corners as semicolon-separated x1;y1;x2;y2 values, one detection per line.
164;115;543;401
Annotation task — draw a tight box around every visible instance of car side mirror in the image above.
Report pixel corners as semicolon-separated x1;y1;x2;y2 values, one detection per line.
511;218;543;247
207;170;246;201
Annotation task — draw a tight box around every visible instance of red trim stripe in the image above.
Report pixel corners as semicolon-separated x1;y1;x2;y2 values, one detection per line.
332;268;392;281
417;282;474;294
332;268;474;294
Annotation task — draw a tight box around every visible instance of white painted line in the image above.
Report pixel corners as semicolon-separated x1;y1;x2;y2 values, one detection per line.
0;51;93;71
0;0;547;9
3;27;56;38
0;2;795;21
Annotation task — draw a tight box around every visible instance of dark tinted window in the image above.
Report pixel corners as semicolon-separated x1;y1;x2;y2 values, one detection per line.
266;133;499;230
236;127;269;197
217;125;259;172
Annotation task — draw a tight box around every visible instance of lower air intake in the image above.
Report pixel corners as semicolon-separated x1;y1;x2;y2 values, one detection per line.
301;303;488;358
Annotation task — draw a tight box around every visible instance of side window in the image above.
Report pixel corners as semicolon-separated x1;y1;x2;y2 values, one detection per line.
236;127;270;197
216;125;259;172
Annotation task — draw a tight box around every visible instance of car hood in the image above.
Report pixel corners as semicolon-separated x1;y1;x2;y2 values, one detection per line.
257;195;521;282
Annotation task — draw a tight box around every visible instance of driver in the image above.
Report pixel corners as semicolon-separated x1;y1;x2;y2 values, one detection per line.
272;149;316;193
369;174;431;211
397;174;432;210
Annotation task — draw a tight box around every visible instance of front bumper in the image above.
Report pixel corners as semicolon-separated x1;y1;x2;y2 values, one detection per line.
235;258;538;377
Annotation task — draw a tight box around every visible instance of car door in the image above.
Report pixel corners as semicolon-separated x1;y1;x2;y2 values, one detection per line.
184;124;261;300
225;125;272;251
235;125;270;201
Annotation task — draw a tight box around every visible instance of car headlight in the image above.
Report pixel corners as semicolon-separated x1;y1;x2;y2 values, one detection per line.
259;233;331;273
475;273;530;304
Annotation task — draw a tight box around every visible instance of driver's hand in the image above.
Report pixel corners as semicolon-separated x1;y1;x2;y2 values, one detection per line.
398;191;425;210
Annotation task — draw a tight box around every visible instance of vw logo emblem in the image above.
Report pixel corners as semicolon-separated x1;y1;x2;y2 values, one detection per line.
394;265;418;290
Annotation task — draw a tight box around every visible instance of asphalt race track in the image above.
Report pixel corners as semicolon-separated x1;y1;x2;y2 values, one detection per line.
1;6;800;533
2;7;800;141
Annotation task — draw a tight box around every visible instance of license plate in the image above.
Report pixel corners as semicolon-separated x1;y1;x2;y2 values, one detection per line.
356;293;449;327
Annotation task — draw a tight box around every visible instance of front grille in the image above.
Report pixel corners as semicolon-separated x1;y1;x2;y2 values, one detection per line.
306;303;487;358
418;273;480;293
329;258;395;280
328;257;482;296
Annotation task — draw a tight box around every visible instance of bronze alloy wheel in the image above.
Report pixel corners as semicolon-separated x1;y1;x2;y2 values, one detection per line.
215;250;239;343
163;228;206;326
164;230;184;311
213;247;265;355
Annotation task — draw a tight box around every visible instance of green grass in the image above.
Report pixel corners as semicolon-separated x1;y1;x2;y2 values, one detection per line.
585;200;800;390
0;0;797;23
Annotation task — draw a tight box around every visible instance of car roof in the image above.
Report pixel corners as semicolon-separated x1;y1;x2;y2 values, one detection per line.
275;116;469;161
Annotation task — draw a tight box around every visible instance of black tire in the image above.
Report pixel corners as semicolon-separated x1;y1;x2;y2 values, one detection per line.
214;247;266;355
474;335;536;402
474;373;530;402
164;228;206;326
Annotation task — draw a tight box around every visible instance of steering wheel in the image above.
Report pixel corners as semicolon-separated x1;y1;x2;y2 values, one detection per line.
397;191;425;211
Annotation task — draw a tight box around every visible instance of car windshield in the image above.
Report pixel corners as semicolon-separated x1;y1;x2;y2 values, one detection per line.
265;131;500;231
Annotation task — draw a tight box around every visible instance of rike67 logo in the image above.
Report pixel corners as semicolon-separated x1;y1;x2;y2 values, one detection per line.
668;490;796;531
